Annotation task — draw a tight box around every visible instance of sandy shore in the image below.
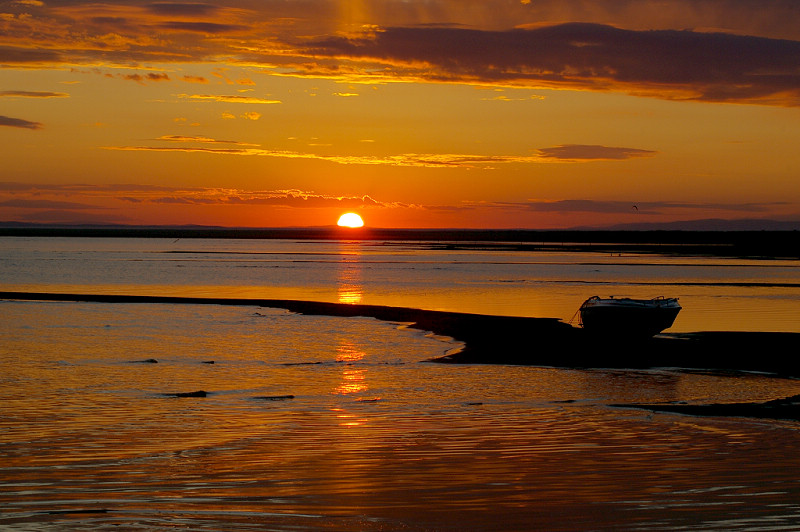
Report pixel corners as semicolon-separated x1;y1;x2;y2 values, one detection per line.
4;290;800;374
612;394;800;422
5;290;800;422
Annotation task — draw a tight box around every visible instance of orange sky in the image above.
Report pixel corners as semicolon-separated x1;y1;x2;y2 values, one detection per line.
2;0;800;228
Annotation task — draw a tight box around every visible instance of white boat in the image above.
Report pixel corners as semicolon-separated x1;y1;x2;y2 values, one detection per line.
578;296;681;337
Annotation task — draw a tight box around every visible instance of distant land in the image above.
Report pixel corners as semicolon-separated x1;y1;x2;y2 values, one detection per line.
1;219;799;259
578;218;800;231
2;217;799;233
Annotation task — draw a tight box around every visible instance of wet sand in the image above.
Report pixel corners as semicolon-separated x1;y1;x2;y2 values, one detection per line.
6;290;800;422
4;290;800;373
612;394;800;422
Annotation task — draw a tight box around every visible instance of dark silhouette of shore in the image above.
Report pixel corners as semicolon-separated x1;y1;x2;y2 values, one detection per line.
1;226;799;258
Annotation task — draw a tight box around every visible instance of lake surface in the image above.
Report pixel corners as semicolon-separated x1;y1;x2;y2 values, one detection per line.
3;236;800;530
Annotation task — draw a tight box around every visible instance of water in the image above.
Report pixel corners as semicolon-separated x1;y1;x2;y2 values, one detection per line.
3;236;800;332
3;237;800;530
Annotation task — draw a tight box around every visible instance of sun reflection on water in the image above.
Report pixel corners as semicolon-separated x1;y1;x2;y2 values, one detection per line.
334;368;368;395
334;342;368;396
336;242;363;304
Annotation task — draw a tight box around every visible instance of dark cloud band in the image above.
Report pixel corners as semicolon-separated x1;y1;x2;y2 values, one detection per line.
304;23;800;106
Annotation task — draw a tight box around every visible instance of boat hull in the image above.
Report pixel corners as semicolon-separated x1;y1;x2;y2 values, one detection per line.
579;297;681;337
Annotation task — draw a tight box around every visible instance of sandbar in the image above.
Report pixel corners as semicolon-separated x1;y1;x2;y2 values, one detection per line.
613;394;800;422
3;291;800;377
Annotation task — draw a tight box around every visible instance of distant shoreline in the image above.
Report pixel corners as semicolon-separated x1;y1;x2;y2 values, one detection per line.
4;291;800;378
1;226;799;258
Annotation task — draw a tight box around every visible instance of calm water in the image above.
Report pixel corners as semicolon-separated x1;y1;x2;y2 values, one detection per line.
3;237;800;530
3;236;800;332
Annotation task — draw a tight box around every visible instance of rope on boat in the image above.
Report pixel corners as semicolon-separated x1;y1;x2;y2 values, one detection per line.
568;307;582;327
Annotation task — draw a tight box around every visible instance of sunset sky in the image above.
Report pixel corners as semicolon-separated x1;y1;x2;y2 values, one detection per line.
2;0;800;228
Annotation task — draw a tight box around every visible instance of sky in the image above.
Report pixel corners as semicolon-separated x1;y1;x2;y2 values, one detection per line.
2;0;800;229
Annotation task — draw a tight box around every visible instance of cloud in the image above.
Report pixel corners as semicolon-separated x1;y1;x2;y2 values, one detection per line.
103;143;655;167
0;115;43;129
177;94;281;104
0;181;401;210
121;72;170;83
0;46;62;64
3;181;781;223
536;145;656;160
145;3;220;17
181;75;208;83
13;210;130;225
156;134;258;146
146;191;386;209
102;144;528;167
302;23;800;106
0;199;101;210
0;182;192;194
0;90;69;98
3;2;800;106
486;199;784;214
156;21;246;33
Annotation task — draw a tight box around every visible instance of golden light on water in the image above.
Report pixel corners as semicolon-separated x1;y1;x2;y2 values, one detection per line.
337;213;364;228
337;242;363;304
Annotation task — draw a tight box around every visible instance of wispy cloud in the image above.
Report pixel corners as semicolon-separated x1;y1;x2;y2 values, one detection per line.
103;143;655;167
0;182;404;210
0;115;43;129
0;198;101;210
0;90;69;98
536;145;656;160
177;94;281;104
1;181;785;224
482;199;785;214
155;135;259;146
100;145;530;167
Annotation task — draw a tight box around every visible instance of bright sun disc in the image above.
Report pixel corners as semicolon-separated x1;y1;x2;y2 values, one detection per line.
337;213;364;228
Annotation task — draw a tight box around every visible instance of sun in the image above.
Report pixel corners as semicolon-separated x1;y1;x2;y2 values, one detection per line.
337;212;364;228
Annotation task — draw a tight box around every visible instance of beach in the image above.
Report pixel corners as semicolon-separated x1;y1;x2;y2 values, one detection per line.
3;235;800;530
5;290;800;378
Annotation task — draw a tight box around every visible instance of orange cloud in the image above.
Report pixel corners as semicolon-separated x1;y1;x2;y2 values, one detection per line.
181;75;208;83
0;182;402;210
2;181;792;228
121;72;170;83
0;90;69;98
3;2;799;106
1;1;798;107
156;135;259;146
177;93;281;104
103;143;655;167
